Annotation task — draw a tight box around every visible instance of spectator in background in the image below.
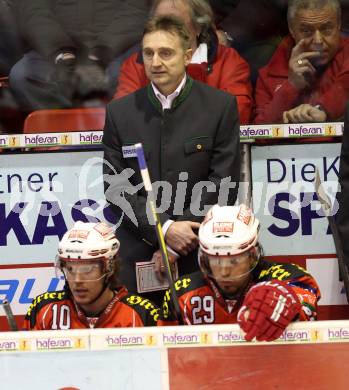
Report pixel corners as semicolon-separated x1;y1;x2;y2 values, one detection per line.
340;0;349;35
0;1;24;133
0;1;23;76
23;221;161;330
254;0;349;124
9;0;151;111
210;0;288;85
114;0;252;124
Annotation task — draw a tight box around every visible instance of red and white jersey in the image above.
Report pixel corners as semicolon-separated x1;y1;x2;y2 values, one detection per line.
162;260;320;325
23;287;160;330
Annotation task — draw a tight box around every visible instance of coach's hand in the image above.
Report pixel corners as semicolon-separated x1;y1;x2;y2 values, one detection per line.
165;221;200;256
237;281;302;342
153;249;178;282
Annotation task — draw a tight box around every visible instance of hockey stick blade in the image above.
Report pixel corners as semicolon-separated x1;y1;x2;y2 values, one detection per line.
1;300;18;331
315;169;349;304
135;143;183;322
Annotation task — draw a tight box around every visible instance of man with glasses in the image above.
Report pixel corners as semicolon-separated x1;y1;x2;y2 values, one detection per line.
23;221;161;330
254;0;349;124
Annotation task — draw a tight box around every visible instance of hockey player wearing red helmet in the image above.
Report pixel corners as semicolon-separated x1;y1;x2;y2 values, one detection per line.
23;221;161;330
162;204;320;341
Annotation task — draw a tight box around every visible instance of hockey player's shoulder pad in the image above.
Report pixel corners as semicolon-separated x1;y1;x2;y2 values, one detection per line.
172;271;207;298
122;294;161;326
256;260;310;283
24;290;67;329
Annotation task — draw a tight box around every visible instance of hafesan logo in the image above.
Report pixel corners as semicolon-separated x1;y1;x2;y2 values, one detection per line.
325;124;335;136
272;126;283;138
61;134;72;145
9;136;20;147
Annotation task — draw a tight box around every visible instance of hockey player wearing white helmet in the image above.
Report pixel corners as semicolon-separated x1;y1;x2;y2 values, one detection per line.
161;204;321;341
198;203;260;298
23;221;161;330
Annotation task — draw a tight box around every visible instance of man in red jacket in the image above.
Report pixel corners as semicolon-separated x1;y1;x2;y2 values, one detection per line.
114;0;252;124
255;0;349;124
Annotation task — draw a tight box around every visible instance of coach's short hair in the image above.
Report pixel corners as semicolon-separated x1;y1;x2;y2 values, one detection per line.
143;15;191;50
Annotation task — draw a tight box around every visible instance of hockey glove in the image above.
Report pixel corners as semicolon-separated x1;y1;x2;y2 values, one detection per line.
237;281;301;342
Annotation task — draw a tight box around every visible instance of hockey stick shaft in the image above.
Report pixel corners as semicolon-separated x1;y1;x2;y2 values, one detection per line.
1;300;18;331
135;143;183;321
315;169;349;303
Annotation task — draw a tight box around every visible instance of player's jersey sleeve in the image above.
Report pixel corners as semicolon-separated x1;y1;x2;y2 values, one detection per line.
120;294;161;326
22;290;71;330
161;271;211;325
256;260;321;321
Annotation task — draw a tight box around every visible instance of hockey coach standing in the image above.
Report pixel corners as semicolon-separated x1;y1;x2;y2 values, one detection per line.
103;15;241;299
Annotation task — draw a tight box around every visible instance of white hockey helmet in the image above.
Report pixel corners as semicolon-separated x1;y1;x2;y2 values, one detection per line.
56;221;120;279
199;204;260;257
